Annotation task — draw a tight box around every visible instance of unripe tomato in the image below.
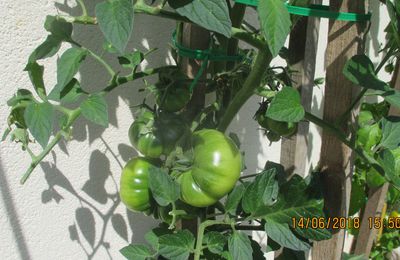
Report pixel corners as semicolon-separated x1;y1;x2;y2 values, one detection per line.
390;211;400;218
266;118;297;137
129;110;187;158
129;110;163;158
256;111;269;129
179;129;242;207
156;82;191;112
120;157;159;212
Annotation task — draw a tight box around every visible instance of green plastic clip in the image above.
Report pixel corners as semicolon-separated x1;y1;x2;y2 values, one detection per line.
235;0;372;22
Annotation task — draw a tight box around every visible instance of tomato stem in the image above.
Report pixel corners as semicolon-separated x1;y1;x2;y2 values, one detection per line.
218;49;272;132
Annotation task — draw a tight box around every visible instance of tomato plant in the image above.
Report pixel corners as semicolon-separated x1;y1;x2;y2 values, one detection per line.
3;0;400;259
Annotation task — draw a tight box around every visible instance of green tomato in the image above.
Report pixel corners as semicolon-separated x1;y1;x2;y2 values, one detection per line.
129;110;187;158
156;83;191;112
129;110;163;158
256;112;269;129
390;211;400;218
266;118;297;137
120;157;159;212
156;112;188;155
179;129;242;207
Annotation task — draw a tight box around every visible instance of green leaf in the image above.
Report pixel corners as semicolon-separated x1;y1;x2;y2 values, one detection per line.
242;169;278;214
44;16;73;40
24;102;54;148
266;87;305;123
258;0;291;57
7;89;33;107
145;226;172;250
225;183;247;215
172;0;232;38
120;244;153;260
80;94;109;127
366;168;386;188
60;78;85;104
292;221;332;242
148;167;180;206
377;150;400;188
158;230;195;260
343;55;388;91
349;177;366;216
49;47;87;100
265;219;310;251
28;35;62;63
382;89;400;109
95;0;135;53
387;1;400;48
253;175;325;225
118;51;144;69
204;231;227;254
24;62;47;100
10;128;29;145
356;123;381;151
380;117;400;150
228;232;253;260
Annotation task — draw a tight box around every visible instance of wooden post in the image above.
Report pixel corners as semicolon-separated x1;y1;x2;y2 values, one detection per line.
280;0;322;177
353;63;400;256
177;24;210;234
312;1;366;259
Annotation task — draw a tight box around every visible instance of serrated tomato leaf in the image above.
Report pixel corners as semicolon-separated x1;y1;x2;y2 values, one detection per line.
172;0;232;37
265;219;310;251
24;102;54;148
44;15;73;40
80;94;109;127
28;35;62;63
96;0;135;53
242;169;278;214
158;230;195;260
120;244;153;260
148;167;180;206
258;0;291;57
49;47;88;100
24;62;47;100
266;87;305;122
343;55;388;91
228;232;253;260
380;116;400;150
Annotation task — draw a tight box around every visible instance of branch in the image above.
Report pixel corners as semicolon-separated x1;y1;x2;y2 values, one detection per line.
56;2;265;50
20;67;165;184
218;49;272;132
304;112;384;179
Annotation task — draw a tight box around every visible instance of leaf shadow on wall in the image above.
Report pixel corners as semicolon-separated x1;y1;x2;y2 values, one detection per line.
36;0;176;258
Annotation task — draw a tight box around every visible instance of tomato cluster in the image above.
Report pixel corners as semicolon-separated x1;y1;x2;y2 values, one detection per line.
120;109;242;213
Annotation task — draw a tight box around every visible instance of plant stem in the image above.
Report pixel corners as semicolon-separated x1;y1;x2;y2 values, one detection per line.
20;108;81;184
304;112;383;176
87;49;115;77
56;2;265;50
76;0;88;17
218;49;272;132
239;173;258;180
194;220;230;260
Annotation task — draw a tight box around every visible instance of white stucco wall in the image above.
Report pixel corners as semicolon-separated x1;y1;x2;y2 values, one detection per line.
0;0;391;259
